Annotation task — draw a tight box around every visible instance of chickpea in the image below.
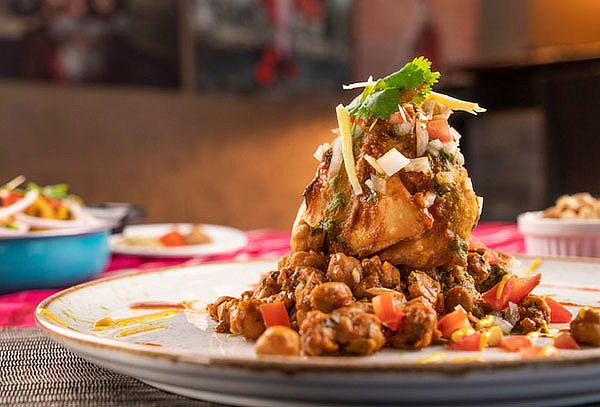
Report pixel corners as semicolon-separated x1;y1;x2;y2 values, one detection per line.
310;282;353;313
255;326;301;356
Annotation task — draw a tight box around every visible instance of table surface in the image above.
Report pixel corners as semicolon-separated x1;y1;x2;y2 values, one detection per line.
0;224;528;407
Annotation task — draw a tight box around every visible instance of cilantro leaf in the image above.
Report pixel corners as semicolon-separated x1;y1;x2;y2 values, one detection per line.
345;56;440;120
27;182;69;199
381;56;439;90
363;88;401;119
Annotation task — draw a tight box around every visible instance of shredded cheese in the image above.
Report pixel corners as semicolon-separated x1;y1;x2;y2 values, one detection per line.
428;91;486;115
335;104;362;195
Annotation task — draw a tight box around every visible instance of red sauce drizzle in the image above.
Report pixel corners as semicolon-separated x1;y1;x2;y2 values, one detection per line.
129;301;185;310
559;301;600;310
132;342;162;347
540;283;600;293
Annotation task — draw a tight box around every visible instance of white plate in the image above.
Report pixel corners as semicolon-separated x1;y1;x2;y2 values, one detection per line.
109;223;247;257
36;256;600;406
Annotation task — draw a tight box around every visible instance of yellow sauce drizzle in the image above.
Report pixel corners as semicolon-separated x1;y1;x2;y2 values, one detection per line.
61;309;94;324
114;324;167;338
524;257;542;276
40;308;72;329
416;353;447;364
91;309;180;331
496;274;513;300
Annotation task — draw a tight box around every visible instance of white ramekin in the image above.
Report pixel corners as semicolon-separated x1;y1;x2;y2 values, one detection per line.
517;211;600;258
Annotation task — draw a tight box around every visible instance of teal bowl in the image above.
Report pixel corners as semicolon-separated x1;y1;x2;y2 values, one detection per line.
0;226;111;294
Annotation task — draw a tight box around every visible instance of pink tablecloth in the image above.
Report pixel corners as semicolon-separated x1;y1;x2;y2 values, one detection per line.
0;223;524;328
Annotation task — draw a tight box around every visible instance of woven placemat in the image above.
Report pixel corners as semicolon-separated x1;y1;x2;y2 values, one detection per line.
0;327;225;407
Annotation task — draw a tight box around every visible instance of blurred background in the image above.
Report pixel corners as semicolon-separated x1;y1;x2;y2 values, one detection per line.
0;0;599;229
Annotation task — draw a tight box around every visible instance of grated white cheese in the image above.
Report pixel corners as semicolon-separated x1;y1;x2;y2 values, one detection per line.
336;104;363;195
428;92;486;115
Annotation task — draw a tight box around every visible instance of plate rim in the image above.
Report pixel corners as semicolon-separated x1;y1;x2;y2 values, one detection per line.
108;223;248;257
35;254;600;375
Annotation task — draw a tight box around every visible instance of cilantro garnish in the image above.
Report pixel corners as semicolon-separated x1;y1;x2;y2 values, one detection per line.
27;182;69;199
345;57;440;120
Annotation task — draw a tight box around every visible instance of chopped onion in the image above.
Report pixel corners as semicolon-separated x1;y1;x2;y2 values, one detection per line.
376;148;410;177
464;177;474;191
65;200;100;224
403;157;431;174
449;126;461;141
505;302;520;326
398;105;408;122
423;191;436;208
313;142;331;162
15;213;96;229
394;120;413;136
327;137;343;179
488;315;514;334
455;151;465;166
426;139;443;156
370;174;386;194
415;120;428;156
0;190;38;220
365;175;386;195
364;154;384;175
477;196;484;216
442;142;458;155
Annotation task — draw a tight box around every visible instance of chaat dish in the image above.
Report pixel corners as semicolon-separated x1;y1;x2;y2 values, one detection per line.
0;176;100;235
207;58;597;358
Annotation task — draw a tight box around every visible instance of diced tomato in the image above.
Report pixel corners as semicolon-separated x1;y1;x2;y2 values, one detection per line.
427;118;451;142
259;302;290;328
468;235;487;251
389;111;405;124
554;333;580;350
482;274;541;310
450;332;485;351
500;336;532;352
510;274;541;304
159;230;186;246
2;191;22;206
372;293;404;331
482;275;515;310
351;117;366;127
437;307;472;338
544;297;573;323
520;345;558;359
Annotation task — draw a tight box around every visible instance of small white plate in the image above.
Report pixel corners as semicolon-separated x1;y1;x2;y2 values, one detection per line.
36;256;600;406
109;223;247;258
